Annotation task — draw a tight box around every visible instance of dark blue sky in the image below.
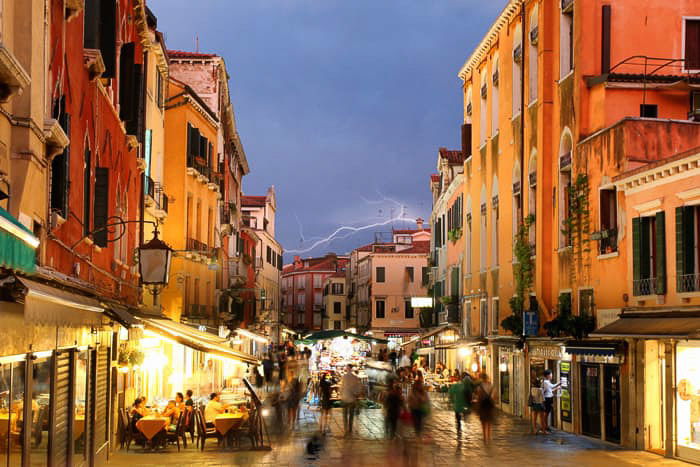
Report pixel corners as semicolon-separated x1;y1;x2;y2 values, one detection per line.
150;0;502;259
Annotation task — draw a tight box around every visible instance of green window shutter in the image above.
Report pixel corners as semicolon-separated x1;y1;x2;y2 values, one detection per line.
451;267;460;296
676;206;686;291
655;211;666;295
632;217;641;285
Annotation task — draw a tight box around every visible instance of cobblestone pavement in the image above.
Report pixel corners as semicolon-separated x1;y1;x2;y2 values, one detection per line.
110;404;687;466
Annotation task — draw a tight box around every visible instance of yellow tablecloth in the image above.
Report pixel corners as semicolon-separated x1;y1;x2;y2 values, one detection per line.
135;416;169;440
74;415;85;439
214;413;247;436
0;414;16;437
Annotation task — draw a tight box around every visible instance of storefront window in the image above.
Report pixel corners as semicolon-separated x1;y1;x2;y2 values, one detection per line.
30;357;51;466
676;343;700;453
0;358;26;467
74;350;89;459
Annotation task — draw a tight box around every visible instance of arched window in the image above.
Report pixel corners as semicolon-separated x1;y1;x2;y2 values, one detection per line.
491;53;500;134
560;1;574;77
512;159;522;246
465;194;473;275
465;85;473;123
559;129;573;247
480;184;487;271
528;149;537;248
491;176;499;267
480;70;488;145
512;22;523;116
529;5;539;102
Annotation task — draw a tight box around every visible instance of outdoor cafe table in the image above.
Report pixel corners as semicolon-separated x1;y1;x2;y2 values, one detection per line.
74;414;85;440
215;413;247;437
136;415;169;441
0;413;16;437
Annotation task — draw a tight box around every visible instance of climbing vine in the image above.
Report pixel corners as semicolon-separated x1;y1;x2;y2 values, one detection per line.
501;214;535;337
448;228;462;243
561;174;591;285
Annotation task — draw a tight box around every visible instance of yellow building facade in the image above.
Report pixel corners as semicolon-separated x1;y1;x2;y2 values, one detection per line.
160;77;221;324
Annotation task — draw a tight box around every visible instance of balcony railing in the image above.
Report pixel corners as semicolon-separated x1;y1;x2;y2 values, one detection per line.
145;176;155;198
186;238;211;256
678;273;700;293
633;277;657;296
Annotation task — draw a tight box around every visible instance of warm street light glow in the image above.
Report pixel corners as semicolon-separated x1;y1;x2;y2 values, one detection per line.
471;362;479;373
458;347;472;358
138;230;173;286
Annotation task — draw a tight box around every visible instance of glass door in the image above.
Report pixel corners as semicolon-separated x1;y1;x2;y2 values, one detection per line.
581;363;601;438
0;355;26;467
604;364;621;443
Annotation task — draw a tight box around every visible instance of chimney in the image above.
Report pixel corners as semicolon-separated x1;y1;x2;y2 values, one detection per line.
294;255;302;269
461;123;472;158
416;218;424;230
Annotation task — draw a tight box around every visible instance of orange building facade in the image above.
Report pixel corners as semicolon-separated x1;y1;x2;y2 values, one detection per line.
435;0;700;454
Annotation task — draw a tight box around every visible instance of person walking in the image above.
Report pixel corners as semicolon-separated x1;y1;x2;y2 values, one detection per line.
384;381;404;439
542;369;561;433
474;373;497;443
262;354;274;390
399;351;411;370
448;377;467;436
528;378;546;434
340;364;362;437
407;378;430;439
319;372;333;433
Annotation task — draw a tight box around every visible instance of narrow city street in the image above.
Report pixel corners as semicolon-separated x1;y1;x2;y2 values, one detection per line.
110;405;684;466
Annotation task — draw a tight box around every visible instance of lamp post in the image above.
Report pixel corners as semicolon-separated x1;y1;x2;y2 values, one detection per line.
138;226;173;298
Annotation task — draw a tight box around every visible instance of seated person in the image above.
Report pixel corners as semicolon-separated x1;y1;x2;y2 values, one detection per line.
203;392;227;427
162;400;180;432
175;392;185;411
130;398;148;430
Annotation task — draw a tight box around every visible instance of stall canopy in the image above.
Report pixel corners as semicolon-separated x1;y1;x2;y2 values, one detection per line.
590;312;700;338
297;330;388;345
102;301;138;328
0;207;39;274
139;317;259;364
18;277;104;326
418;324;461;340
564;340;623;357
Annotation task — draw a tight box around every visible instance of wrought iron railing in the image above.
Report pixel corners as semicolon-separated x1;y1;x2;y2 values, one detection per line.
678;273;700;293
633;277;657;296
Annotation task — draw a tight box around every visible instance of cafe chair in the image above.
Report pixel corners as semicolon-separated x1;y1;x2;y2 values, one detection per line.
165;412;185;451
194;408;221;451
32;406;48;448
125;412;148;451
184;407;196;444
118;409;130;449
231;409;258;449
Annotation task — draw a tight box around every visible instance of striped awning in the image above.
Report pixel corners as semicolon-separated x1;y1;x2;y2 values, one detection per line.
564;341;622;357
0;207;38;273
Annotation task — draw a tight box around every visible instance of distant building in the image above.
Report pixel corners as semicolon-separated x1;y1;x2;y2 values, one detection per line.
323;272;348;330
241;188;283;340
346;220;430;344
282;254;349;332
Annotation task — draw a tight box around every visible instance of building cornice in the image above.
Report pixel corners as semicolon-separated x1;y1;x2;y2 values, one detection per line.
615;150;700;194
457;0;521;82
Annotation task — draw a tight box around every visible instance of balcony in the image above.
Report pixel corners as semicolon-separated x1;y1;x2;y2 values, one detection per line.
186;238;212;260
678;273;700;293
633;277;657;296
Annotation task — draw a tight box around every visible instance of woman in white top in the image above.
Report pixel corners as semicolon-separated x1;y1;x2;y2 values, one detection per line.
541;369;561;433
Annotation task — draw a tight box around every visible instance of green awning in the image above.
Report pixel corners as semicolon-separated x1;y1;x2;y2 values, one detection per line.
0;207;38;273
297;330;388;345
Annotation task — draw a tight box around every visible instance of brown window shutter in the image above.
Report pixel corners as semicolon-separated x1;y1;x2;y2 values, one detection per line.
686;20;700;69
93;168;109;247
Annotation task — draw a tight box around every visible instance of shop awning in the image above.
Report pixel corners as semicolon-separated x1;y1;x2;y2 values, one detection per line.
564;340;623;357
139;318;259;364
415;347;433;355
102;302;138;328
18;277;104;326
234;328;270;343
418;324;461;340
299;330;388;345
590;312;700;338
0;207;39;273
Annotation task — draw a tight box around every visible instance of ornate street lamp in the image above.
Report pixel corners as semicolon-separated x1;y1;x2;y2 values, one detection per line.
138;228;173;293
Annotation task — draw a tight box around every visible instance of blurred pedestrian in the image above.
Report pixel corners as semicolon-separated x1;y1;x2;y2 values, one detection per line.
475;373;497;443
542;369;561;433
340;364;362;437
448;377;467;436
407;379;430;439
389;348;398;369
319;373;333;433
263;354;274;390
384;381;404;439
399;351;411;369
529;377;546;434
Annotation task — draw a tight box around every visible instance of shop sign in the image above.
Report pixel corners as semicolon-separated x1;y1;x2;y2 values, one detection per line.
560;361;572;423
529;345;563;359
524;311;539;336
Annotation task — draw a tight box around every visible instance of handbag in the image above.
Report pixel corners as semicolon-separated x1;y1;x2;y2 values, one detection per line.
399;410;413;425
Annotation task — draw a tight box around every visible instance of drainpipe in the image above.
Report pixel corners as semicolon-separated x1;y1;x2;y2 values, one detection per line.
520;0;526;224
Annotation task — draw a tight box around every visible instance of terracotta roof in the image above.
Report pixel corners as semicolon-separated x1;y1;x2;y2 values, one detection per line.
393;228;430;234
438;148;466;164
282;255;349;275
241;195;267;207
356;243;373;252
430;174;440;183
396;241;430;254
168;49;218;59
